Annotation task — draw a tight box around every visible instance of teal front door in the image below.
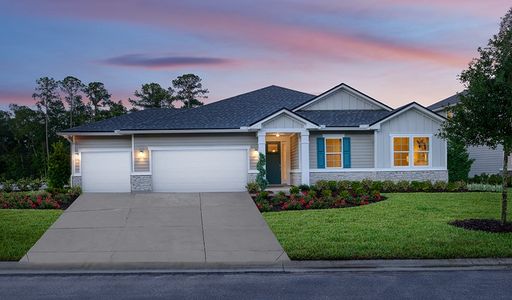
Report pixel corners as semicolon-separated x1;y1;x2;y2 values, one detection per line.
266;142;281;185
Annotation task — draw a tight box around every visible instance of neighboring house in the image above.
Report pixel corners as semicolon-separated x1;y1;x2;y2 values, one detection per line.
59;83;448;193
428;93;511;177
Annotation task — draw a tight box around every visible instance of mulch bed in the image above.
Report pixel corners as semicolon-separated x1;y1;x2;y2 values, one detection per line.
449;219;512;233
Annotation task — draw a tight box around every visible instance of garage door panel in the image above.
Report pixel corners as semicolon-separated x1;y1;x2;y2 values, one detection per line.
81;151;131;193
152;149;247;192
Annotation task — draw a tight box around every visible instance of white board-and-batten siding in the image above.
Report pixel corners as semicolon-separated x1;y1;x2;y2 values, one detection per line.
301;89;382;110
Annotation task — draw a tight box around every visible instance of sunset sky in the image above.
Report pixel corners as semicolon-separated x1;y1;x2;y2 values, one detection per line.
0;0;510;110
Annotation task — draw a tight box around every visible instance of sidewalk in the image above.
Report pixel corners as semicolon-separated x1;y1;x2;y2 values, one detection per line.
1;258;512;275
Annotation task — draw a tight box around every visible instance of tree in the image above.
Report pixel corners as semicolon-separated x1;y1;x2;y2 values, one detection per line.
172;74;209;108
101;100;127;119
32;77;63;169
59;76;85;128
83;82;111;120
6;105;46;179
439;8;512;225
47;141;70;188
256;153;268;191
129;83;174;109
447;138;474;182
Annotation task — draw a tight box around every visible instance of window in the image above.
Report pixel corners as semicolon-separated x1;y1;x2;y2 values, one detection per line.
325;138;342;168
392;136;430;167
413;137;429;166
393;137;409;166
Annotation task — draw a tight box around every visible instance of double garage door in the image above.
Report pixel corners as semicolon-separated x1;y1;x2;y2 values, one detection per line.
80;149;248;193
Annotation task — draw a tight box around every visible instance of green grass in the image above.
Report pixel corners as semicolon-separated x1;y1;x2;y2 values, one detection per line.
263;192;512;260
0;210;62;261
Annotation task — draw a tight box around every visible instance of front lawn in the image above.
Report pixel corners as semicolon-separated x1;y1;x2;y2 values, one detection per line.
0;210;62;261
263;192;512;260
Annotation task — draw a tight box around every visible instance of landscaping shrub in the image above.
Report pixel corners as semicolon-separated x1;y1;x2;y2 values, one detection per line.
298;184;310;192
245;182;260;194
469;173;512;186
289;185;300;195
48;141;70;189
255;153;268;191
0;178;45;192
467;183;503;192
0;187;81;210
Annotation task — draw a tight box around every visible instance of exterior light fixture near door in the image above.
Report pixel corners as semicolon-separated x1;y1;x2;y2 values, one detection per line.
275;133;280;137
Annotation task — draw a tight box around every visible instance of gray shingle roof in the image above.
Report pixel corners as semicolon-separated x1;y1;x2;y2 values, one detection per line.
296;110;392;127
428;92;465;111
62;85;315;132
62;85;404;132
62;108;183;132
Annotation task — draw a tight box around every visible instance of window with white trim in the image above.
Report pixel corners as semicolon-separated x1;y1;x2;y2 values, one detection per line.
392;136;430;167
325;138;342;168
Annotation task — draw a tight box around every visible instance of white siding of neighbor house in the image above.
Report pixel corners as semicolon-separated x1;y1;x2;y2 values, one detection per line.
437;107;509;176
74;136;131;151
290;133;300;169
261;114;305;128
133;133;258;170
467;145;505;176
301;88;382;110
309;131;374;169
375;108;446;169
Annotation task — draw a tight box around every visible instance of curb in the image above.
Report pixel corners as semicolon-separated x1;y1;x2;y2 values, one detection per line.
0;258;512;275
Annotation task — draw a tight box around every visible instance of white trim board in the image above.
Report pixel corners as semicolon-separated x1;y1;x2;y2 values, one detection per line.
249;109;320;129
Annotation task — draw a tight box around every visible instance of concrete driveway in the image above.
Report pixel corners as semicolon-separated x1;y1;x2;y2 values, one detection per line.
21;192;288;264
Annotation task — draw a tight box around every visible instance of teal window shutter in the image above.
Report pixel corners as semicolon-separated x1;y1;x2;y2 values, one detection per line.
343;137;351;168
317;137;325;168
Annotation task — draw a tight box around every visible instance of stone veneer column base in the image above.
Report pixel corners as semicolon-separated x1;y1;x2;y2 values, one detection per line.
131;175;152;192
290;173;302;186
71;176;82;188
310;170;448;184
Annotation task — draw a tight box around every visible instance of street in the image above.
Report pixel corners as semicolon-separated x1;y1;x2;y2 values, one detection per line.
0;269;511;299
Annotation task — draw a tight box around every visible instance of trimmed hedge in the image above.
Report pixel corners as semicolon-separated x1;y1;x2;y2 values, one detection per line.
307;179;468;194
0;187;81;210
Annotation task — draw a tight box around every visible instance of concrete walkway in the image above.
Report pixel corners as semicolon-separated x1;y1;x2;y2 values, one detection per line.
21;192;288;264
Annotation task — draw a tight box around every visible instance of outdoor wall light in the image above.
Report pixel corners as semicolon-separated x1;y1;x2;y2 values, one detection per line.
276;133;280;137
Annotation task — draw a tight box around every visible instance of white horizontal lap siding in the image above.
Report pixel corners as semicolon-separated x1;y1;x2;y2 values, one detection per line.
302;89;381;110
74;136;131;151
134;133;258;170
290;134;300;169
468;145;504;176
309;131;374;168
375;108;446;168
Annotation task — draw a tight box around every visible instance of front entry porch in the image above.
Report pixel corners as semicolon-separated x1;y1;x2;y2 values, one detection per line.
257;130;310;186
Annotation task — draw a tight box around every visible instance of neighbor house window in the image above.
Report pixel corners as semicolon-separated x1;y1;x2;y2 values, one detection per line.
393;136;430;167
393;137;410;167
325;138;342;168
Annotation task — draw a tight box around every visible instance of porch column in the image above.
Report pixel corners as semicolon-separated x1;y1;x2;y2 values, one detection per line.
300;131;310;185
257;131;266;155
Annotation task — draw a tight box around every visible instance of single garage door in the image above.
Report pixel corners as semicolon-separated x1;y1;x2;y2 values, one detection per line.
152;149;248;192
81;151;131;192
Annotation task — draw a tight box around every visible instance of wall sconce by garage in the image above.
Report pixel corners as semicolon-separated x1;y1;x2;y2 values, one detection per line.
137;149;147;159
275;133;280;137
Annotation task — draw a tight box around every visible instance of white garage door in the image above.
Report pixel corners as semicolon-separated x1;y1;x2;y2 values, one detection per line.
152;149;248;192
81;151;131;192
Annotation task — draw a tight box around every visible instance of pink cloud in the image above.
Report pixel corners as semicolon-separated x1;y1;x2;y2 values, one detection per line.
8;0;473;67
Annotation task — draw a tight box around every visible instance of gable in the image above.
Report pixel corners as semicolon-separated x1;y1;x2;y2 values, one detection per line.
300;88;383;111
379;107;442;134
262;114;306;129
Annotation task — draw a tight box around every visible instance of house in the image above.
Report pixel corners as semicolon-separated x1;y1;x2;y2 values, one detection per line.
429;93;511;177
59;83;448;193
